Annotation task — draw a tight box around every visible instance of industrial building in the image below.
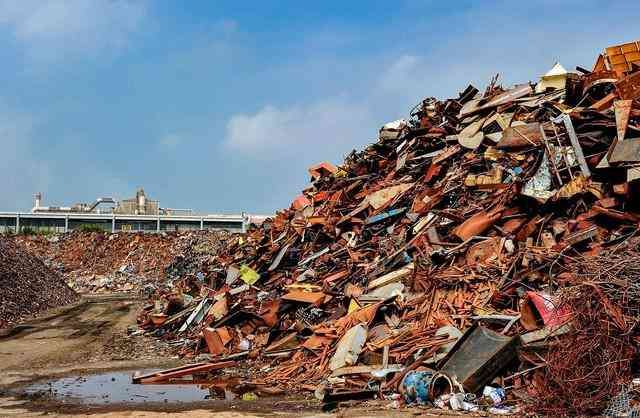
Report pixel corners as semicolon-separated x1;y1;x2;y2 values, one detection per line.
113;189;160;215
32;188;189;216
0;189;261;234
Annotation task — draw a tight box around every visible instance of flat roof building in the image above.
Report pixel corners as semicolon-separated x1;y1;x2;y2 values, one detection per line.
0;188;269;234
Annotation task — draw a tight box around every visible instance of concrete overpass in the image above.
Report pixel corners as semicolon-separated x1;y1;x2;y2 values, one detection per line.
0;211;250;234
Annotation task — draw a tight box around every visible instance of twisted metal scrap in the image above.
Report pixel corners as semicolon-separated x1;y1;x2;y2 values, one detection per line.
531;249;640;416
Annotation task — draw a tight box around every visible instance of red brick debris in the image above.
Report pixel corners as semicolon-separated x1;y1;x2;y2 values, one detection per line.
13;230;234;293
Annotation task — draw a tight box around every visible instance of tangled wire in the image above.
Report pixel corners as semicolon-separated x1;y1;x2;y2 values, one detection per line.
531;248;640;416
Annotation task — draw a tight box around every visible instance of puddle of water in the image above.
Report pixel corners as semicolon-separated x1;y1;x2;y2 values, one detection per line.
24;370;212;405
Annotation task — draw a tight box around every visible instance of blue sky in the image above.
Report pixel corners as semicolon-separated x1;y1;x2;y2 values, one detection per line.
0;0;639;214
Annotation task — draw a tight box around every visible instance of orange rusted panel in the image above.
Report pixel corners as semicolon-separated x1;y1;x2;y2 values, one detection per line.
600;40;640;75
616;71;640;100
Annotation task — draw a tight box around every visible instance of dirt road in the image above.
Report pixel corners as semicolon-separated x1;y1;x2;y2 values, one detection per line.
0;295;172;386
0;296;189;416
0;297;328;417
0;297;456;418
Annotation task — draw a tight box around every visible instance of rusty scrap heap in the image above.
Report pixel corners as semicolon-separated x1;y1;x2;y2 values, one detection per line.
137;41;640;415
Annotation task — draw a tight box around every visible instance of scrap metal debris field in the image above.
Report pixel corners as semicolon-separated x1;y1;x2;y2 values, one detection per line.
4;40;640;417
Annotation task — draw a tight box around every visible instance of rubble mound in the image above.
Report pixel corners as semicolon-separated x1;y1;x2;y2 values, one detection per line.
14;231;233;293
16;231;175;278
0;237;79;328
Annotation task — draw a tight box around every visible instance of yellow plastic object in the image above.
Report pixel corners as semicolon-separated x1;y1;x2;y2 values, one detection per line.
242;392;258;401
348;298;361;314
239;265;259;285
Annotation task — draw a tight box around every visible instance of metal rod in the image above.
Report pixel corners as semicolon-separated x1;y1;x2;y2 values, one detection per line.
561;114;591;178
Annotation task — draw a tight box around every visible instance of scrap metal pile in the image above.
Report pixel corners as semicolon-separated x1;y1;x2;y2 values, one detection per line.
137;41;640;415
164;231;235;284
0;237;78;328
15;231;232;293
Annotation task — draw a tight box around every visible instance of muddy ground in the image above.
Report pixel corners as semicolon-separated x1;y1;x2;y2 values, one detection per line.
0;296;465;417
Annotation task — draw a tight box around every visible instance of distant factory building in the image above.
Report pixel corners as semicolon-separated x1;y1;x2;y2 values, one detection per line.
31;188;192;216
0;188;263;234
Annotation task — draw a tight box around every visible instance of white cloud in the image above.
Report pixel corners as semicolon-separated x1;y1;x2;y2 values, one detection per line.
221;98;374;212
224;98;374;159
0;0;147;62
222;52;443;162
376;55;422;93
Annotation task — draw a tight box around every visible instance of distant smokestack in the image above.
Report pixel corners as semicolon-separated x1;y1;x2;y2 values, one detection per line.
136;188;146;215
34;192;42;209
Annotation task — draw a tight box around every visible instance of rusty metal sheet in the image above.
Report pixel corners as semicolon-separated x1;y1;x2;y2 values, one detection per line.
593;54;606;72
604;40;640;74
482;84;533;110
615;100;633;140
464;166;503;188
365;183;414;210
563;226;598;246
459;84;532;117
453;209;502;241
616;71;640;100
465;237;501;265
457;117;486;149
496;122;542;149
282;290;326;305
132;361;235;384
609;138;640;163
308;161;338;180
555;174;589;199
583;70;618;92
590;91;617;111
